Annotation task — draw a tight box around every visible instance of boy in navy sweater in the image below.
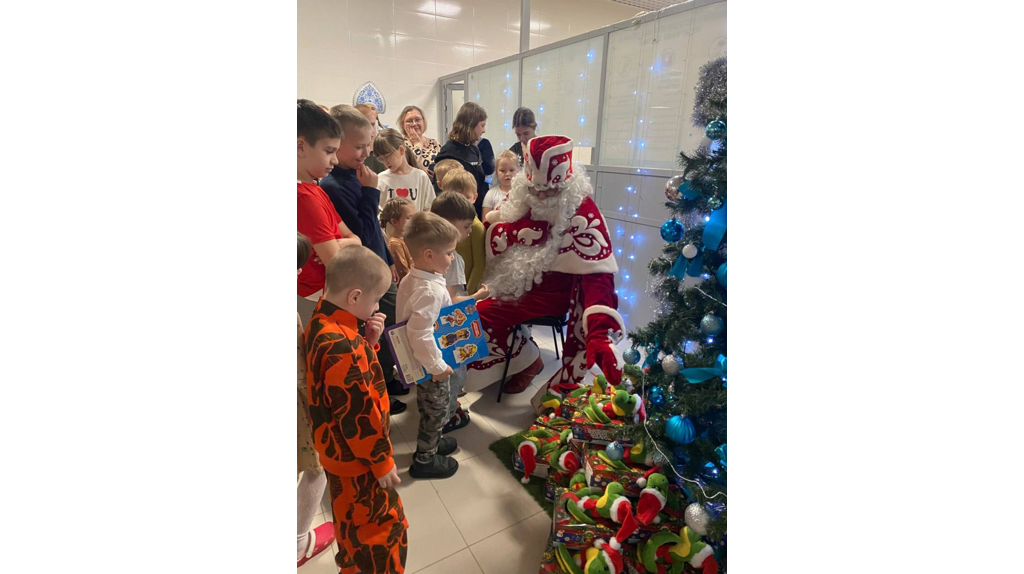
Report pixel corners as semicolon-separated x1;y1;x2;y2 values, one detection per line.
321;104;409;412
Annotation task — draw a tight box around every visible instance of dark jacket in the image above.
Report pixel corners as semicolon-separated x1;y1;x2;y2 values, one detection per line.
432;140;488;217
319;166;394;266
509;141;525;166
478;138;495;177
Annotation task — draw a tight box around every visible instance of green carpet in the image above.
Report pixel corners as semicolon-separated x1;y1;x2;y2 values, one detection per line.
488;432;554;515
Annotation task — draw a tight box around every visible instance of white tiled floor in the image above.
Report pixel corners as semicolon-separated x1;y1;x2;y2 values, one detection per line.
299;329;580;574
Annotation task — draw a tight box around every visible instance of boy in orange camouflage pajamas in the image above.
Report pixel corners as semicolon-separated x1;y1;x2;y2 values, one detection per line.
305;245;408;573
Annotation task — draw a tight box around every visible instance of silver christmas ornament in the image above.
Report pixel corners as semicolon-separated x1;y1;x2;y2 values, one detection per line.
661;354;681;376
700;314;724;336
682;243;698;259
684;502;711;536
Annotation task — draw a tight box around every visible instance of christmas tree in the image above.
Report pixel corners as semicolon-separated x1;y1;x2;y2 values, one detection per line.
621;56;728;542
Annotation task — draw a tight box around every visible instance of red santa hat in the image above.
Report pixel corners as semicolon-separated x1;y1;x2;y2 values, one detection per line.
518;440;537;484
635;467;666;525
524;135;574;191
593;539;625;574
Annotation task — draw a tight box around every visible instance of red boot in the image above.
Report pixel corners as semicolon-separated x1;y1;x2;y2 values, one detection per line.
502;356;544;394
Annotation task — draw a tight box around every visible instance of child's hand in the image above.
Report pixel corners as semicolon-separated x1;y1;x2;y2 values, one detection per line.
357;163;379;190
390;264;399;284
432;365;454;382
365;312;387;347
474;283;490;301
377;465;401;490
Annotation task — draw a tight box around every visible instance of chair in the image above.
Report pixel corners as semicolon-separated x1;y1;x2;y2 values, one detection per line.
496;314;567;403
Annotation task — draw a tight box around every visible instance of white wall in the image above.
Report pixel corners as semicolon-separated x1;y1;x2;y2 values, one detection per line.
298;0;642;141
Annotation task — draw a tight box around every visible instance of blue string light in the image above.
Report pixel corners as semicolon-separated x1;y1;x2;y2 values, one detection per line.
707;337;715;344
615;247;622;255
628;254;635;260
579;116;586;125
617;206;624;212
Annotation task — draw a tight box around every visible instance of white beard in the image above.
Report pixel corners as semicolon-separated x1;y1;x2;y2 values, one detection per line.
484;165;593;300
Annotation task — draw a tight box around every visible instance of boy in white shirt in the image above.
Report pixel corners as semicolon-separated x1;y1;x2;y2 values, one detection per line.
396;211;487;479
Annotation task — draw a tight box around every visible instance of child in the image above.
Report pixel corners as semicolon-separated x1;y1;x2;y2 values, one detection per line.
375;128;436;212
296;99;361;314
428;192;490;427
509;107;537;166
305;245;408;573
397;212;484;478
355;104;387;174
432;102;489;217
296;233;333;567
380;197;415;284
321;104;409;412
432;158;464;194
441;172;487;294
482;149;519;220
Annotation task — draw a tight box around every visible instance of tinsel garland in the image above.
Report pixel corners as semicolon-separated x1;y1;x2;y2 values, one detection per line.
691;57;727;128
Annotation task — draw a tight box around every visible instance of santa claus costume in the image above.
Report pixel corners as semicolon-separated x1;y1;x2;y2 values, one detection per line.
466;135;624;404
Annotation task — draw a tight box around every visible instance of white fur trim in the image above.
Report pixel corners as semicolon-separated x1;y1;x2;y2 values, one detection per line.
609;497;630;523
653;515;662;524
601;552;616;574
518;440;536;454
582;306;625;339
641;488;667;508
608;537;621;551
689;546;714;567
636;477;647;488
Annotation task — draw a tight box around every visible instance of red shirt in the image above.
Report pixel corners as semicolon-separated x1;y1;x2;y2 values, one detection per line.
297;182;343;297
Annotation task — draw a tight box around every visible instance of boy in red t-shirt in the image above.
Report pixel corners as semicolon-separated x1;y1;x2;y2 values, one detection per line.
297;99;361;303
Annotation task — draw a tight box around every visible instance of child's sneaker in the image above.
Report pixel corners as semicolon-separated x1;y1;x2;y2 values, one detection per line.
442;407;471;434
297;521;335;567
437;436;458;456
409;453;459;479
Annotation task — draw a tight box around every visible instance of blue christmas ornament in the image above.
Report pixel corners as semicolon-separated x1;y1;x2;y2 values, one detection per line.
716;262;727;289
666;415;696;445
660;219;684;242
705;119;726;139
648;386;665;407
623;348;641;365
702;462;720;483
679;180;701;200
715;443;727;467
605;441;624;461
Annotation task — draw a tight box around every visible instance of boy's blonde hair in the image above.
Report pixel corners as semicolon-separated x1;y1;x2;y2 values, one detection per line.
324;245;391;296
429;191;476;224
495;149;519;171
443;170;477;198
433;159;463;190
374;128;418;169
379;196;414;230
404;211;461;258
328;104;372;141
449;102;487;144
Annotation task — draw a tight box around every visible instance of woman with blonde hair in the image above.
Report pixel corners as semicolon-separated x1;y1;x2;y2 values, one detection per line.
431;102;489;217
397;105;441;174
